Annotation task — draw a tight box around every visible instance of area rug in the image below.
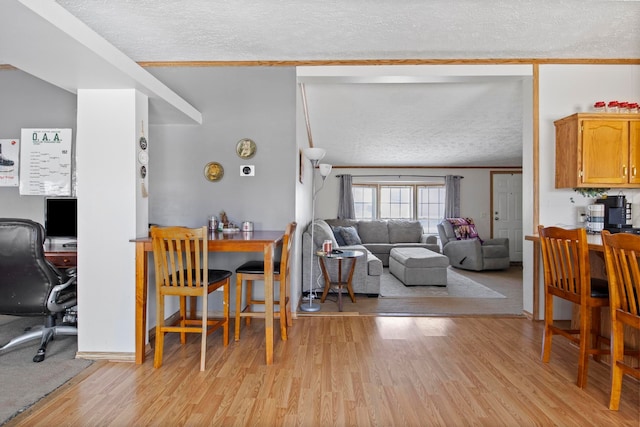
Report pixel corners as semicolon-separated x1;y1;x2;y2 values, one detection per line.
0;316;93;425
380;268;505;298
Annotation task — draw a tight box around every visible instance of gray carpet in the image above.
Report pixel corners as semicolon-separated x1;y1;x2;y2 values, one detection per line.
302;266;523;316
380;267;505;298
0;315;93;425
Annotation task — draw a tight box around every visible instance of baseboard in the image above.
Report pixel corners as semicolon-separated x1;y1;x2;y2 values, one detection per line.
522;310;534;320
75;351;135;362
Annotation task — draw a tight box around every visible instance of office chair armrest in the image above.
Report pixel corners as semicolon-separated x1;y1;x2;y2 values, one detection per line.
47;275;78;312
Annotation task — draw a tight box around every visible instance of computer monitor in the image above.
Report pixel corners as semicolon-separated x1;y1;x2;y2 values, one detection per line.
44;197;77;241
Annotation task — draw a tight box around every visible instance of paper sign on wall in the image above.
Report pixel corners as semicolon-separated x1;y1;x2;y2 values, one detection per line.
19;129;72;196
0;139;20;187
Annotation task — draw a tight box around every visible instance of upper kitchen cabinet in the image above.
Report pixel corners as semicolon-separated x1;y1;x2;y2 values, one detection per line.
555;113;640;188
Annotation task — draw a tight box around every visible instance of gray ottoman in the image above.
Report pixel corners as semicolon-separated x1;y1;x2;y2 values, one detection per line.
389;247;449;286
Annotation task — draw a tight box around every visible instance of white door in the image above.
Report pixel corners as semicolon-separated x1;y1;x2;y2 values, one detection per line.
492;172;523;262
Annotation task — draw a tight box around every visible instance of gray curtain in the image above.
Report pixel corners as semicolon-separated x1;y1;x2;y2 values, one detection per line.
337;174;355;219
444;175;461;218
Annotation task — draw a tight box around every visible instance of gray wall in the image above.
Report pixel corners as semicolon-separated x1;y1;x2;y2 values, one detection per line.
0;66;299;317
0;70;77;220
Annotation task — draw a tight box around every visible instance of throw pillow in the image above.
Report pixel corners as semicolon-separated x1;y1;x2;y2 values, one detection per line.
332;226;346;246
446;217;483;242
340;226;362;245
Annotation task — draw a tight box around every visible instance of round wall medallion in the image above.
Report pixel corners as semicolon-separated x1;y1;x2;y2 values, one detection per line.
204;162;224;182
236;138;257;159
140;165;147;179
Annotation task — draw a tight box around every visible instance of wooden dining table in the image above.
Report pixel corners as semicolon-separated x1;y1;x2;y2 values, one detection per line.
131;229;285;365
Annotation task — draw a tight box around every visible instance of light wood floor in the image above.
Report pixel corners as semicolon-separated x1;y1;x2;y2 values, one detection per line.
6;316;639;426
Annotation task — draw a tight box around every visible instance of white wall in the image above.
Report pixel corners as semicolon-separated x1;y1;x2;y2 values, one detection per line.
532;64;640;319
76;89;145;354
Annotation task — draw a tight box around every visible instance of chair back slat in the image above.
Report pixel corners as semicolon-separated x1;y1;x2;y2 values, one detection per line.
602;231;640;316
280;222;297;281
538;225;589;299
151;226;208;289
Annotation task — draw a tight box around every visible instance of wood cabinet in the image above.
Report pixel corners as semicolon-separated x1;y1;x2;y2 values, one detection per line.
554;113;640;188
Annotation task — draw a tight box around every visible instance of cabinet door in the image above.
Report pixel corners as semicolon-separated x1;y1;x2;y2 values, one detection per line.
581;120;628;185
630;120;640;184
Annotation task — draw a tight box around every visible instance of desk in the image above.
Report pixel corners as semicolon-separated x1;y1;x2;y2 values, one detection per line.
317;250;363;312
131;230;284;365
44;242;77;268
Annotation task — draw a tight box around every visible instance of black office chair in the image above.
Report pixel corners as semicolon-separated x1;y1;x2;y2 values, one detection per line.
0;218;78;362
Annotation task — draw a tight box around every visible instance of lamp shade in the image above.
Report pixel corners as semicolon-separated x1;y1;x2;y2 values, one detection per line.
303;147;326;161
318;163;332;177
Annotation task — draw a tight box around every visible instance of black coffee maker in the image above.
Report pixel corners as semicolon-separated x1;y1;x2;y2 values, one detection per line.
596;195;637;233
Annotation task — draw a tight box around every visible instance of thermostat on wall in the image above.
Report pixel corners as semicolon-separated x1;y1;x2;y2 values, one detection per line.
240;165;255;176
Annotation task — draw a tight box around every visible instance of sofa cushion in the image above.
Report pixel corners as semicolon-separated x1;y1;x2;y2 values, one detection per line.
358;220;389;244
310;220;337;248
325;219;360;229
331;226;347;246
340;226;362;245
388;220;423;244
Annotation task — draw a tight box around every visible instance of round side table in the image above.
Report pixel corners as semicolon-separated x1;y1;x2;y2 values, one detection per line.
316;250;364;312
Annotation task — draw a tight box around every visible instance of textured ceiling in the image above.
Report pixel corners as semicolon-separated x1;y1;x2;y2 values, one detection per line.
56;0;640;62
16;1;640;167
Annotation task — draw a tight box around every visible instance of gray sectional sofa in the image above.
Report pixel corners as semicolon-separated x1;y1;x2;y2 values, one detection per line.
301;219;440;297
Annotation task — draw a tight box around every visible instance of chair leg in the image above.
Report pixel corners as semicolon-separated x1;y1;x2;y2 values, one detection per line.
245;280;253;326
200;289;208;372
541;293;553;363
235;274;243;342
279;278;288;341
577;306;591;388
223;278;229;346
608;319;625;410
154;293;165;369
180;296;187;345
591;306;602;362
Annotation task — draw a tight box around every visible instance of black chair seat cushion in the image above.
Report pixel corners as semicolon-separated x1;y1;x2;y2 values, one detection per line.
169;269;232;285
590;278;609;298
236;260;281;275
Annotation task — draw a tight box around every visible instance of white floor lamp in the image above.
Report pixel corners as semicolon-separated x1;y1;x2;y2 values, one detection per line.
301;147;332;312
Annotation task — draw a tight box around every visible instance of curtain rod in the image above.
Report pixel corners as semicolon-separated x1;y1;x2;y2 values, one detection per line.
335;174;463;179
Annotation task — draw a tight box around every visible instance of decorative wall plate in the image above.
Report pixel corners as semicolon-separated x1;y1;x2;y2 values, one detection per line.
137;150;149;165
204;161;224;181
140;165;147;179
236;138;256;159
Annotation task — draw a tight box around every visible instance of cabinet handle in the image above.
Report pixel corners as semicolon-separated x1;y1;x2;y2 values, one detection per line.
633;166;637;178
622;165;627;177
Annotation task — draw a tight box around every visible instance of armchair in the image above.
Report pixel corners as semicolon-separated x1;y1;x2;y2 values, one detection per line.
437;218;510;271
0;218;77;362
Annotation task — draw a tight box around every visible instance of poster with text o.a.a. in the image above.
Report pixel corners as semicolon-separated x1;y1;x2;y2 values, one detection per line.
19;129;72;196
0;139;19;187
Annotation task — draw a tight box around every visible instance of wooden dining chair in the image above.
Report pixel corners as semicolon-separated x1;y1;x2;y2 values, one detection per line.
151;225;231;371
538;225;610;388
235;222;297;342
601;230;640;410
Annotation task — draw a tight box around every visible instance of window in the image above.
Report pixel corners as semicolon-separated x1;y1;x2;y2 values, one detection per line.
352;186;376;220
352;183;445;233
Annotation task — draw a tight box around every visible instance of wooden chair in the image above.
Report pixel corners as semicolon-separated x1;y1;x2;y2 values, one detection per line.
235;222;297;342
538;225;609;388
151;225;231;371
601;230;640;410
